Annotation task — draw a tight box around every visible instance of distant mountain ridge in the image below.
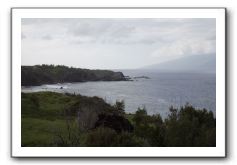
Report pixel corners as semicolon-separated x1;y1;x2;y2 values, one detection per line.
142;54;216;73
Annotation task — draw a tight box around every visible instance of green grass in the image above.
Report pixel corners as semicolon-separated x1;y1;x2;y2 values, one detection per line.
22;92;76;119
22;118;67;147
21;92;78;146
21;91;114;147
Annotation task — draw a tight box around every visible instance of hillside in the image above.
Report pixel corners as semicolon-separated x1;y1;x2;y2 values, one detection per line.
21;65;127;86
143;54;216;73
22;91;216;147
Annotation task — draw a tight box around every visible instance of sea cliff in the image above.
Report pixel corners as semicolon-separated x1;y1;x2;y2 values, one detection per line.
22;65;127;86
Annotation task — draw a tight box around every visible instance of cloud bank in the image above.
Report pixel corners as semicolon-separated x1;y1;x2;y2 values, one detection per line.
22;18;216;69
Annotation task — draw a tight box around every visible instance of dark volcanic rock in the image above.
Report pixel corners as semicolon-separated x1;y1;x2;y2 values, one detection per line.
110;72;126;81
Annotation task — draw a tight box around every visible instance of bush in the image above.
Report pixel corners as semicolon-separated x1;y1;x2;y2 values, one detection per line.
22;92;216;147
52;119;81;147
132;104;216;147
81;127;118;147
81;127;146;147
164;104;216;147
113;100;125;115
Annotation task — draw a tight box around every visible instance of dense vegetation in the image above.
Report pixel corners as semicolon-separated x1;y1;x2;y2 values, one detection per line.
22;92;216;147
22;65;126;86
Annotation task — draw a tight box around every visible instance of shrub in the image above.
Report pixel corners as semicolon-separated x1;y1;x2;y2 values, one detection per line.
164;104;216;147
82;127;145;147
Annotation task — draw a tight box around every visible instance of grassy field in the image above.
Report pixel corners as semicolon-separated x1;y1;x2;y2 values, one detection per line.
21;91;128;147
22;92;74;146
22;118;67;146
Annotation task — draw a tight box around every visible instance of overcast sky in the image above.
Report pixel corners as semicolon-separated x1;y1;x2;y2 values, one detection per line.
21;18;216;69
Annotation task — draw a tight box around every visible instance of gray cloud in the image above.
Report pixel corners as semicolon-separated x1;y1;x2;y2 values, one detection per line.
22;18;216;44
21;18;216;69
42;35;53;40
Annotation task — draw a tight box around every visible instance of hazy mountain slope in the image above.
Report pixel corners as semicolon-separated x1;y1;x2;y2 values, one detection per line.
143;54;216;73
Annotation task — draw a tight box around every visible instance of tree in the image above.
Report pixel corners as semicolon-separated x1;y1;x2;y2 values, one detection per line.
114;100;125;115
164;104;216;147
133;107;147;126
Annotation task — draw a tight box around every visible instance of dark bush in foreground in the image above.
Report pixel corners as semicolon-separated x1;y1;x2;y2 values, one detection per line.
94;113;134;133
164;105;216;147
81;127;146;147
21;92;216;147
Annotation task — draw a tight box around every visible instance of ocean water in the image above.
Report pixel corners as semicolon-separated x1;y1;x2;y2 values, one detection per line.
22;70;216;117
